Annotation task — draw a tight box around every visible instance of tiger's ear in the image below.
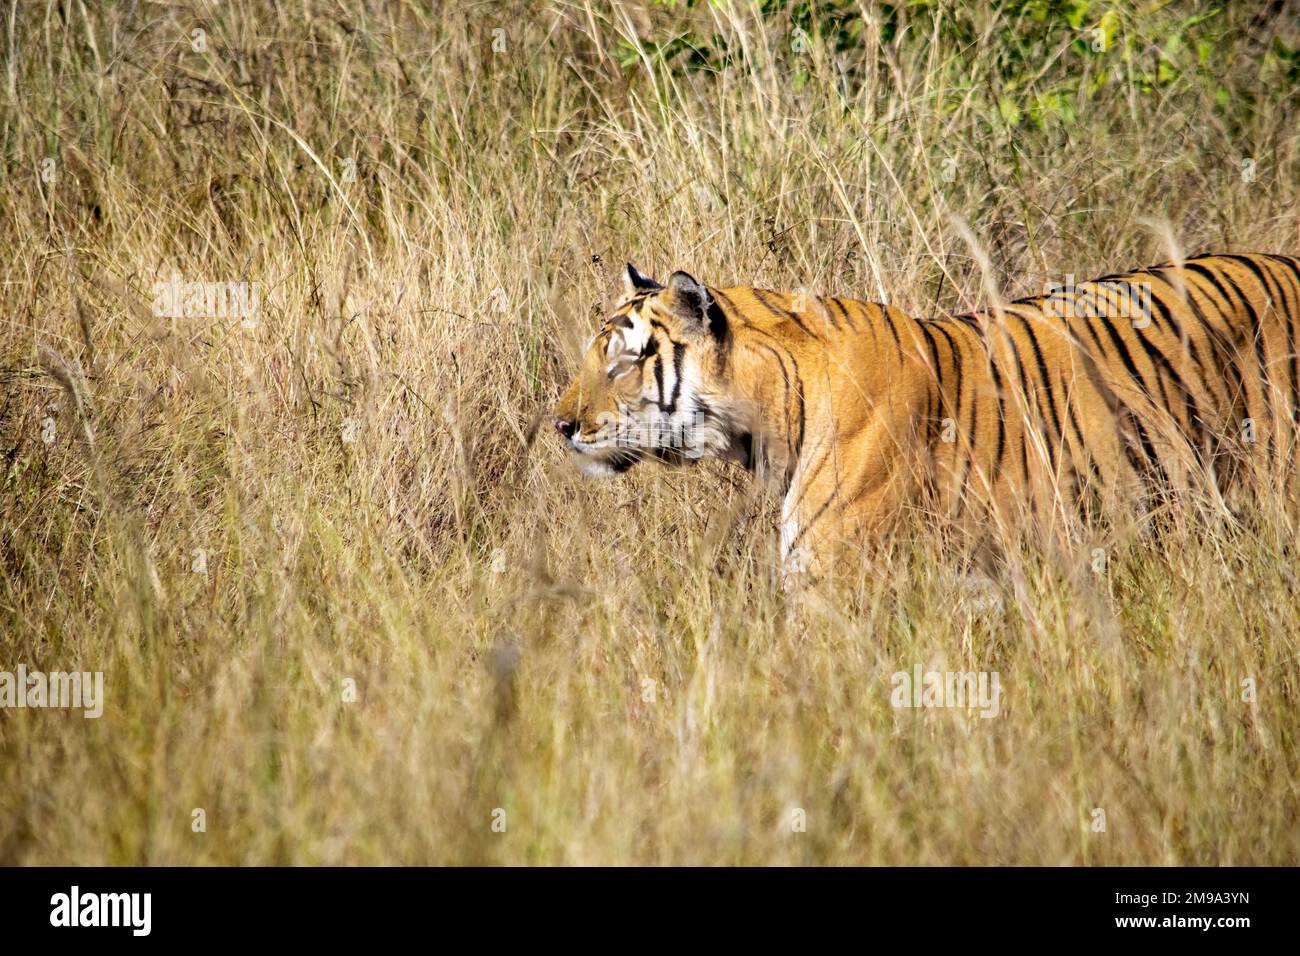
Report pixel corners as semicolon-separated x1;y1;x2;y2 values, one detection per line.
662;270;710;325
623;262;662;297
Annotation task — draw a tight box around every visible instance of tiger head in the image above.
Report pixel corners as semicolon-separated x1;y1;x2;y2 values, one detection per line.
553;264;742;478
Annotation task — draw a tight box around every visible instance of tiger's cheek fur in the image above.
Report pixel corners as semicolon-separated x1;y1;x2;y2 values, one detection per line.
556;357;618;437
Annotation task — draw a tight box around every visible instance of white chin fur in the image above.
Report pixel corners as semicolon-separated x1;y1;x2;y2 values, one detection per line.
574;454;620;479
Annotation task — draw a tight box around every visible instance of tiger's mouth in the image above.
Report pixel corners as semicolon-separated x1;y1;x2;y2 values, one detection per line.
569;445;695;478
566;418;696;478
604;451;639;473
568;441;641;479
573;451;638;478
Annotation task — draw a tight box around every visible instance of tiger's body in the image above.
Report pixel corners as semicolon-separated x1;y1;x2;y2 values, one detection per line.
554;255;1300;571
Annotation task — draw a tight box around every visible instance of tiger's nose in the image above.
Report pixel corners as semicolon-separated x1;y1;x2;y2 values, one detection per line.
554;419;576;439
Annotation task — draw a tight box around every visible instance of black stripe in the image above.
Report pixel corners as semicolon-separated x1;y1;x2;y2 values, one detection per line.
670;340;685;412
1000;308;1059;476
1130;407;1170;490
1130;323;1206;451
817;296;839;331
917;322;946;399
988;353;1008;481
829;297;856;330
1087;280;1208;449
1211;261;1275;473
1077;297;1155;400
1009;310;1066;460
1067;397;1106;493
1236;254;1297;477
876;304;905;361
1141;273;1214;394
931;321;977;502
1262;257;1300;466
1153;267;1247;413
788;478;842;555
754;340;807;476
1184;263;1242;337
646;319;688;413
1264;254;1300;297
752;289;815;338
787;354;807;466
787;439;838;525
930;322;964;428
961;384;979;504
995;324;1035;485
710;289;751;327
1234;256;1297;471
704;295;730;343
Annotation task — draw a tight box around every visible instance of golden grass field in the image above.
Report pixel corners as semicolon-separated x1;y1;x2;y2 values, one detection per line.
1;0;1298;865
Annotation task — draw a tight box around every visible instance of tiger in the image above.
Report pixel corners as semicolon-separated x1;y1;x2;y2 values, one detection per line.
553;255;1300;573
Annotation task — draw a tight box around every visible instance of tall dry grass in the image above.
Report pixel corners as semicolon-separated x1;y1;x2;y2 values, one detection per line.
0;0;1297;864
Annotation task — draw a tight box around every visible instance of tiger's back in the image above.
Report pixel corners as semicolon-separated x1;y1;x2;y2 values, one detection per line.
913;253;1300;532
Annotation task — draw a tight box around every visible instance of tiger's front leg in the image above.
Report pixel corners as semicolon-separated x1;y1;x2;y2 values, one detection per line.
778;398;930;583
